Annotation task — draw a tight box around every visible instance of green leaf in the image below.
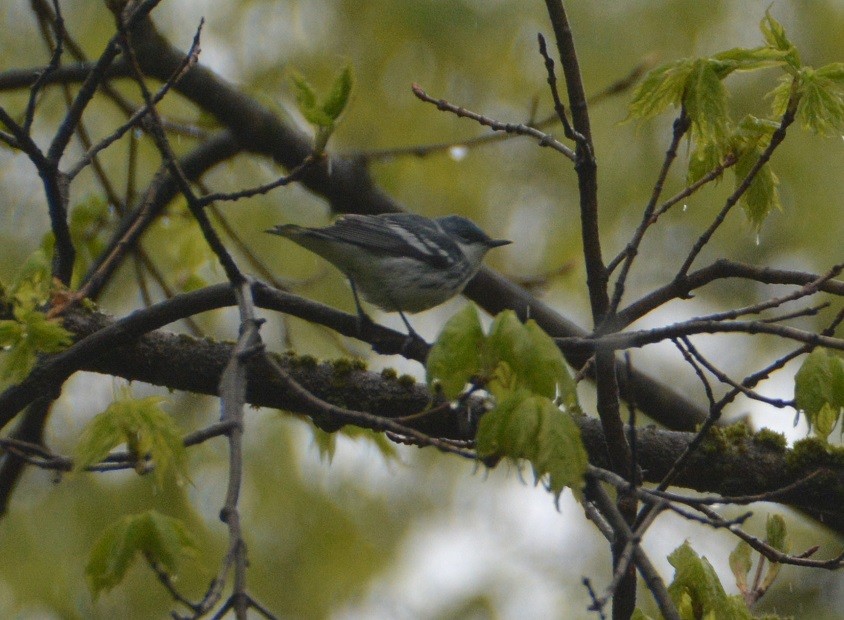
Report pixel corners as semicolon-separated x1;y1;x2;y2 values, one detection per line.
711;46;790;75
524;321;579;409
733;147;780;229
290;72;332;126
687;141;725;185
530;395;588;500
767;75;795;118
667;542;753;620
86;510;196;598
729;541;753;593
0;307;73;382
75;393;187;485
322;65;353;121
760;514;788;591
487;311;525;367
676;592;695;620
765;514;788;553
290;67;353;128
9;247;52;308
476;391;587;500
475;389;532;456
18;308;73;352
628;59;694;120
815;62;844;82
759;11;800;69
487;326;529;400
487;311;575;403
0;321;22;346
815;403;839;442
735;114;779;144
796;68;844;137
794;348;844;435
426;303;484;399
685;59;731;147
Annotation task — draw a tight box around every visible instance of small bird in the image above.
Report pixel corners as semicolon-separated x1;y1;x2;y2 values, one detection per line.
265;213;510;337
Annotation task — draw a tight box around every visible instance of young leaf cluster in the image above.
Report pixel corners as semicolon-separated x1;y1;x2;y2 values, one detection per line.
666;542;755;619
75;391;187;486
794;348;844;441
85;510;197;598
635;538;787;620
630;12;844;229
290;65;353;153
426;305;587;500
0;250;73;382
730;515;789;607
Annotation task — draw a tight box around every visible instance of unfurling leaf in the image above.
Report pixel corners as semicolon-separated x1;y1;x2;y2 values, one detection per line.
290;72;330;126
759;10;800;69
796;67;844;137
815;403;840;442
322;65;354;121
765;514;788;553
667;542;753;619
0;306;73;382
685;59;731;147
687;141;725;185
628;58;694;121
760;514;789;591
75;393;186;485
729;541;753;593
86;511;196;598
289;64;354;152
733;147;780;229
712;46;791;74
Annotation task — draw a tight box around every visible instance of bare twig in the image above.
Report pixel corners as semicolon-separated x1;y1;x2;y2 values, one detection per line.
616;258;844;330
66;18;203;180
558;318;844;354
411;83;575;161
25;0;65;134
679;336;794;408
606;108;689;314
358;57;651;163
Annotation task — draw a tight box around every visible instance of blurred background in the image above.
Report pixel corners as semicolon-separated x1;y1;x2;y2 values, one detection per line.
0;0;842;617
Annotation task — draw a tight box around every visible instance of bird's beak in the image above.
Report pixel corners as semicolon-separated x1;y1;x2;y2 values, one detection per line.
487;239;512;248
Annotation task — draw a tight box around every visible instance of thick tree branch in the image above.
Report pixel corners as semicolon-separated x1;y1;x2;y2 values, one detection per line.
43;304;843;533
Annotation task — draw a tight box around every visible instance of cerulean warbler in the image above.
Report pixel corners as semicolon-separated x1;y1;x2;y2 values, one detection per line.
265;213;510;336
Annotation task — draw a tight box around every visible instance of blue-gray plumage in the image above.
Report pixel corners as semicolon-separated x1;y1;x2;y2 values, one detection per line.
265;213;509;334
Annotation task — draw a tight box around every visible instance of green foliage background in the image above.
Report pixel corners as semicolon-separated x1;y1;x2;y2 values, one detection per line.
0;1;842;617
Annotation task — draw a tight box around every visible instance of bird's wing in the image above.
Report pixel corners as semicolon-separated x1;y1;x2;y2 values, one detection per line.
314;214;456;267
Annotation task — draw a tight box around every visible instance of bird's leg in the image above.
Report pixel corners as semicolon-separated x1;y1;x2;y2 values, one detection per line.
350;282;426;355
392;305;426;354
397;310;420;340
349;280;375;335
